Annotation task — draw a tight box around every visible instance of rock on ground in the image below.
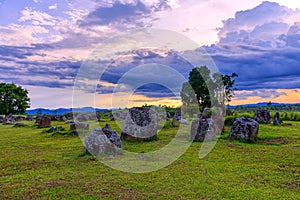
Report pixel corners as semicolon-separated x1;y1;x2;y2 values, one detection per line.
84;124;122;156
121;107;158;141
273;112;282;125
38;117;51;128
191;118;215;141
230;117;259;141
172;109;186;125
74;114;89;122
13;122;27;127
26;115;34;121
45;126;63;133
70;122;89;131
254;110;271;123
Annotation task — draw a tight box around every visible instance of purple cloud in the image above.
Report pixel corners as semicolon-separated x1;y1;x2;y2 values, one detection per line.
204;1;300;91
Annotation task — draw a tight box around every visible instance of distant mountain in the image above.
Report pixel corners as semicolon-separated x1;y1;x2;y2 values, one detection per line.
228;102;300;109
26;107;110;115
26;102;300;115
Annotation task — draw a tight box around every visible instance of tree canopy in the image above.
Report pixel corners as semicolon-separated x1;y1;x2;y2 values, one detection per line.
180;66;238;110
0;83;30;116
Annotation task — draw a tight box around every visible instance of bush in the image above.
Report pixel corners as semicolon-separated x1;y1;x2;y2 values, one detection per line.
283;112;289;120
272;111;300;121
224;116;236;126
237;112;253;119
163;122;172;129
206;110;213;118
292;113;300;121
290;112;295;121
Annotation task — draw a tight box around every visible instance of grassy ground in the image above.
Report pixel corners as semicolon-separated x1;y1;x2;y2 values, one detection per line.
0;119;299;199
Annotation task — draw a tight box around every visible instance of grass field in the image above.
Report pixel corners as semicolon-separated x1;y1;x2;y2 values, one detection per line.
0;119;299;199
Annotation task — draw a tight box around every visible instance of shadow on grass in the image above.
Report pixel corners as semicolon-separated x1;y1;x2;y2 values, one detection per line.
219;134;292;146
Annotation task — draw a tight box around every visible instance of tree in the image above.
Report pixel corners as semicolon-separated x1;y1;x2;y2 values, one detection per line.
0;83;30;116
214;72;238;106
180;82;199;116
180;82;198;105
53;109;58;116
37;109;42;116
180;66;238;109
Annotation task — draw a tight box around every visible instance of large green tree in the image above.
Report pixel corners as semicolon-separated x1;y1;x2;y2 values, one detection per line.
180;66;238;109
0;83;30;116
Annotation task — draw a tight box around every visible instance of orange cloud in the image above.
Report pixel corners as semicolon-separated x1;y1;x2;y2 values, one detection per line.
231;89;300;105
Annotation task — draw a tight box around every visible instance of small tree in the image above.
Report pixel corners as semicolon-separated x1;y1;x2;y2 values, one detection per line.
180;66;238;110
213;72;238;106
0;83;30;116
267;101;272;109
37;109;42;116
180;82;198;105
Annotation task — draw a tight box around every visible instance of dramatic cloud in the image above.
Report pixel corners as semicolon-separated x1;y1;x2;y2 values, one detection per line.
1;0;300;108
92;49;195;99
134;84;177;98
99;49;193;84
205;1;300;91
79;0;175;29
235;89;287;100
0;44;81;88
217;1;300;47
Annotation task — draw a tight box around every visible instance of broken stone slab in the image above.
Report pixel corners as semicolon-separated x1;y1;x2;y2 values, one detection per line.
121;107;158;141
84;125;122;156
38;116;51;128
254;110;271;124
191;118;216;142
230;117;259;141
273;112;282;125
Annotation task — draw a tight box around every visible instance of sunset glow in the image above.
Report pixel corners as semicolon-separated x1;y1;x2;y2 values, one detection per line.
1;0;300;109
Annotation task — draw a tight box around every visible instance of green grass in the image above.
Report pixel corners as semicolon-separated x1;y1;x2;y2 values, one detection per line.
231;110;300;122
279;111;300;121
0;119;299;199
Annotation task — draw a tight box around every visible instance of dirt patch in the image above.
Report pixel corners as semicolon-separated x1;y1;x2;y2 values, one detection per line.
285;183;299;190
227;143;238;148
257;137;290;145
97;188;147;199
264;137;284;144
46;181;61;188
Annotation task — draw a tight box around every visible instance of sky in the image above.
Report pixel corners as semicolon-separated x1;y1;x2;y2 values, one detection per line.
0;0;300;109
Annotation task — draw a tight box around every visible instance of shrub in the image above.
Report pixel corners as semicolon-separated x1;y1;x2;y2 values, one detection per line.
206;110;213;118
290;112;295;121
237;112;253;119
163;122;172;129
283;112;289;120
224;116;236;126
293;113;300;121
